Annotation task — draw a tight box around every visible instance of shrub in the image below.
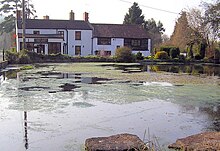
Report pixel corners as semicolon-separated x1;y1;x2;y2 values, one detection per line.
136;52;144;60
160;46;180;58
5;49;19;64
194;54;202;60
179;54;185;61
214;48;220;59
214;48;220;63
18;49;31;64
160;46;171;56
170;47;180;59
115;47;134;63
154;51;169;60
145;55;154;59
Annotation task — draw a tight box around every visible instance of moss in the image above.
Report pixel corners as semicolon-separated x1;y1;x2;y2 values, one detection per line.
20;65;34;70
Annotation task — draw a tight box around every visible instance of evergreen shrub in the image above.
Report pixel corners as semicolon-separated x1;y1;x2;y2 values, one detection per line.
154;51;169;60
170;47;180;59
136;52;144;60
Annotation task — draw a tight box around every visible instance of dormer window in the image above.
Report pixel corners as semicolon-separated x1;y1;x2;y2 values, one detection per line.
33;31;40;34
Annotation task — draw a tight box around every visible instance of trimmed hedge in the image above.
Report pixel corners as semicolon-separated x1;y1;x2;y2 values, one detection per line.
160;46;180;58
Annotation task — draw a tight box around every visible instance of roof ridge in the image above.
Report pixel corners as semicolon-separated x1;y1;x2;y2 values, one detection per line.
26;19;86;22
92;23;141;26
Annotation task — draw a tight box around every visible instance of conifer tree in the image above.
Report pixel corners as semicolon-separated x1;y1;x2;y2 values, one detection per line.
0;0;36;34
170;11;194;52
123;2;145;25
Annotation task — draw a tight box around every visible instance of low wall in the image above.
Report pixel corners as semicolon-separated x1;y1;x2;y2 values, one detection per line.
0;61;8;70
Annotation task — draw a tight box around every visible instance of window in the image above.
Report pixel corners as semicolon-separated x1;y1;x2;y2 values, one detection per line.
124;39;131;47
116;45;120;49
97;38;111;45
75;46;81;55
131;39;141;46
141;39;148;47
48;43;61;54
33;31;40;34
58;31;64;37
75;31;81;40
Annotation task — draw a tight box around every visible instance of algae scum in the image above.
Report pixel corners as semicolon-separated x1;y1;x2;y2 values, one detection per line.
0;63;220;151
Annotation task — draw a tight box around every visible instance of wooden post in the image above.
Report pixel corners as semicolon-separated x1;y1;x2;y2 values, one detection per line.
22;0;26;50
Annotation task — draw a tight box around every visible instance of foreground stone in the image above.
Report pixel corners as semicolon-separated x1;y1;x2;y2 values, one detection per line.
85;133;147;151
168;132;220;151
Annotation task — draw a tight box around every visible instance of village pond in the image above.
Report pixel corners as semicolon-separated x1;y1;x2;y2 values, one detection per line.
0;63;220;151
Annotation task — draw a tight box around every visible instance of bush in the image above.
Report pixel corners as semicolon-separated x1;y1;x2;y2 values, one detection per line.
194;54;202;60
5;49;19;64
115;47;134;63
154;51;169;60
160;46;180;58
160;46;171;56
136;52;144;60
170;47;180;59
179;54;185;61
214;48;220;59
18;49;31;64
145;55;154;59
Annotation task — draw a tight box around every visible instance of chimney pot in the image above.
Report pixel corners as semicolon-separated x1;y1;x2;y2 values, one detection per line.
43;15;49;20
69;10;75;20
83;12;89;22
16;10;21;20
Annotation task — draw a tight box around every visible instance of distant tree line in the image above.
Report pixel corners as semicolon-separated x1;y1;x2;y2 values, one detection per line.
166;0;220;60
124;1;220;61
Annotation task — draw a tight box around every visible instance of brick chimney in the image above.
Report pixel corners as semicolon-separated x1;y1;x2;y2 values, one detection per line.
69;10;75;20
43;15;49;20
83;12;89;22
16;10;21;20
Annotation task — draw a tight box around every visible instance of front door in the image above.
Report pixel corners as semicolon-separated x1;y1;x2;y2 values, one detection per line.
35;44;45;54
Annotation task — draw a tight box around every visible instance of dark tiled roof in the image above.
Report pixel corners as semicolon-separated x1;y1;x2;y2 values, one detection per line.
92;24;149;39
18;33;63;39
17;19;93;30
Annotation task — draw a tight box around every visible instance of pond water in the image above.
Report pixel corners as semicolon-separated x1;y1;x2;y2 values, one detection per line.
0;64;220;151
106;63;220;76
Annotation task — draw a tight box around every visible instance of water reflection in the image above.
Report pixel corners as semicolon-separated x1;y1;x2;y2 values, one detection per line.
109;64;220;76
24;111;29;150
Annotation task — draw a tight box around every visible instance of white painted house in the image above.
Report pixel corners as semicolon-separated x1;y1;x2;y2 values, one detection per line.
16;11;151;57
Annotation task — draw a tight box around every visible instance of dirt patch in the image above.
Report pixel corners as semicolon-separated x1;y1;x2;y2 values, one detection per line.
168;132;220;151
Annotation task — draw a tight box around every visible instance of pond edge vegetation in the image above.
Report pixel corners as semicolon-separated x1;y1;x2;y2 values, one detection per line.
4;46;220;65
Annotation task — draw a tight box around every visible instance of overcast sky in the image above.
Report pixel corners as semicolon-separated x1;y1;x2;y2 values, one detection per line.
31;0;209;36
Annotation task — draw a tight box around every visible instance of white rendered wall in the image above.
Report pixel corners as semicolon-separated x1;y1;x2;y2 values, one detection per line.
68;30;92;56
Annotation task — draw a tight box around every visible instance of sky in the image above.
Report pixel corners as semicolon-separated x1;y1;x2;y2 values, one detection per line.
31;0;207;36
